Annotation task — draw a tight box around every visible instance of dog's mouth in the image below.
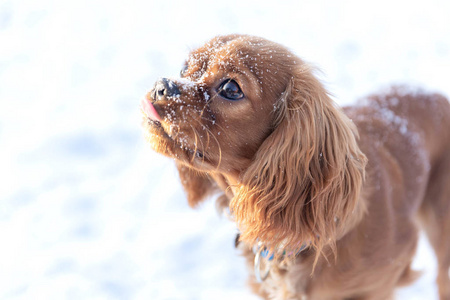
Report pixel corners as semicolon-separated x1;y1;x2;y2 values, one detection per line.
140;97;174;138
140;97;162;122
141;97;207;162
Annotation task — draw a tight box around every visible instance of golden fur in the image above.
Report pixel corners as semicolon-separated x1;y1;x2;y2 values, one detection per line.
142;34;450;299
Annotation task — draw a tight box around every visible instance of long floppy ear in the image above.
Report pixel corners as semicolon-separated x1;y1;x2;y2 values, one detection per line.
176;163;218;208
231;65;367;258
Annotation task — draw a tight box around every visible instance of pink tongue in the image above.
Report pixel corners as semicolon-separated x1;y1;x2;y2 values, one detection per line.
140;97;161;121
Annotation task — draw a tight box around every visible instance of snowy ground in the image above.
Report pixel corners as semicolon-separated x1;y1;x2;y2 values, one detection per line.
1;0;449;299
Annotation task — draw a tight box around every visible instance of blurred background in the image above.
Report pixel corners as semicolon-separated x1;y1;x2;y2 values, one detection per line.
1;0;449;299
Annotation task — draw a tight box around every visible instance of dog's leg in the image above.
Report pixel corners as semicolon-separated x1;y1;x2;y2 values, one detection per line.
420;153;450;300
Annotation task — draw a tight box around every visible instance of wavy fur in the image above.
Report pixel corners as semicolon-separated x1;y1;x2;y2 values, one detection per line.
231;65;367;261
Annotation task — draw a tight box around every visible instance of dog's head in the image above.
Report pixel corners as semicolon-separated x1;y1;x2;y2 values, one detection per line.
142;35;296;174
142;34;367;256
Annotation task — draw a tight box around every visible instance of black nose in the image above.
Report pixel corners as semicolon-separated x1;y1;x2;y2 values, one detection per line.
152;78;180;101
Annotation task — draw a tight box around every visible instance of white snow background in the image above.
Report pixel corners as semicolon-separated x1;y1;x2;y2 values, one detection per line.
1;0;449;299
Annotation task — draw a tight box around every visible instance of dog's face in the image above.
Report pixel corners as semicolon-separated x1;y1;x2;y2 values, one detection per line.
141;35;297;175
142;35;366;254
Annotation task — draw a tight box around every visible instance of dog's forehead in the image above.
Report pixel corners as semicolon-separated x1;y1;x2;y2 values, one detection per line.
186;36;280;81
192;37;272;63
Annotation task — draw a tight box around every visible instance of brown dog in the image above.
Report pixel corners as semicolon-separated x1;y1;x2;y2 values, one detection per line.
141;34;450;299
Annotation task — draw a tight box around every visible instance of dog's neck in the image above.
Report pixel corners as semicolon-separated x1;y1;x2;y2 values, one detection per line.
220;170;368;251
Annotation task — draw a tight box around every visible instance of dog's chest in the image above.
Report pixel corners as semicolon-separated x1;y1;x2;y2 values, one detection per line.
245;249;316;299
260;265;310;300
251;254;348;300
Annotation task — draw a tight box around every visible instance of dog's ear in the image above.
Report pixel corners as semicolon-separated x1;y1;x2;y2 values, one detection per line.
231;65;367;257
176;163;218;207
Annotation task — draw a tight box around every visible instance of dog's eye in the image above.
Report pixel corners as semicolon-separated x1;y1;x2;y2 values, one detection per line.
218;79;244;101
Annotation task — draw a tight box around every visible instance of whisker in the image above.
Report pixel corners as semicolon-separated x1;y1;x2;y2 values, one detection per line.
189;124;205;163
191;118;211;149
199;90;222;119
191;118;223;170
198;116;229;139
191;119;211;165
188;125;198;162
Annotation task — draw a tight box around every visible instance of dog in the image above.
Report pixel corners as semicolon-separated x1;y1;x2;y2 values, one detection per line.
141;34;450;300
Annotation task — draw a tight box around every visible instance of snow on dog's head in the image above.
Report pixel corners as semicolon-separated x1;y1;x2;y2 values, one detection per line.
141;34;298;174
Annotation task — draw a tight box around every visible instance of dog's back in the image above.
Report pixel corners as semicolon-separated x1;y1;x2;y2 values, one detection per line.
345;87;450;299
